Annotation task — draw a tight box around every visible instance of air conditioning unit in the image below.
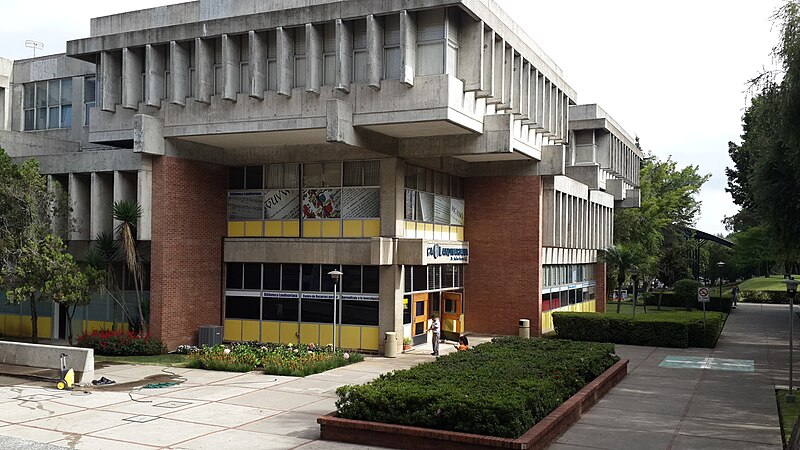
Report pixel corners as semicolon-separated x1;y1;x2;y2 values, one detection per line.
198;325;223;347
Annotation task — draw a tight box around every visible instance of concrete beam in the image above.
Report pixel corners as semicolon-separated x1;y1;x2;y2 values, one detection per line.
565;164;602;190
69;173;91;241
519;60;530;120
133;114;165;156
606;178;625;201
170;41;190;106
326;99;397;156
335;19;353;93
540;145;565;176
305;23;322;94
249;31;267;99
498;45;513;111
366;14;384;91
380;158;405;238
145;44;165;108
378;264;403;356
195;37;213;104
137;162;152;241
459;18;483;92
100;50;122;113
276;27;294;97
400;10;416;87
221;34;240;102
479;28;495;99
619;189;641;208
121;48;142;110
398;115;519;159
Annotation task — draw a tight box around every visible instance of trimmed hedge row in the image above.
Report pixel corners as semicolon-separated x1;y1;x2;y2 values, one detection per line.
643;291;733;313
552;312;723;348
741;290;792;304
336;338;618;439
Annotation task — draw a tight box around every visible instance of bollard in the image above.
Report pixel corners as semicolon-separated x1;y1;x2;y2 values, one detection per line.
384;332;398;358
519;319;530;338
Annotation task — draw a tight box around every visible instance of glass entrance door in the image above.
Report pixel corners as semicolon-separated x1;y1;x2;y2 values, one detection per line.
412;293;428;346
441;292;463;341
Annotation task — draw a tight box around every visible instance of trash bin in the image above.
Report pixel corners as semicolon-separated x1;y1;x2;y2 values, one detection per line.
519;319;530;338
384;332;398;358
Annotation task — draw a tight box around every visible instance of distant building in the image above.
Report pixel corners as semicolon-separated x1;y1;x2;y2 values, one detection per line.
0;0;641;352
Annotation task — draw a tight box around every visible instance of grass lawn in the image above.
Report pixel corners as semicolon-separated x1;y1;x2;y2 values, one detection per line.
777;389;800;445
95;354;188;366
739;275;800;292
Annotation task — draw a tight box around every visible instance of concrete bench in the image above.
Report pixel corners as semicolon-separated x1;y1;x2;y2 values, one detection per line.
0;342;94;384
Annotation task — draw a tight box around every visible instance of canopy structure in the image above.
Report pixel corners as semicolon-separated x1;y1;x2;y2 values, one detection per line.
686;228;734;281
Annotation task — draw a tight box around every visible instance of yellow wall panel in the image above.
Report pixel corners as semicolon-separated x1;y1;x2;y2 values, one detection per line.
242;320;260;341
361;327;379;351
303;221;321;238
86;320;107;332
37;317;52;339
424;223;434;240
224;319;242;341
342;220;362;238
264;221;282;237
245;221;263;237
19;316;32;337
5;315;21;337
322;220;341;238
228;221;245;237
300;323;320;344
434;225;445;240
280;323;299;344
542;311;554;333
0;315;5;335
404;221;417;238
363;220;380;237
455;226;464;241
283;220;300;237
339;326;361;349
319;324;334;346
261;321;280;343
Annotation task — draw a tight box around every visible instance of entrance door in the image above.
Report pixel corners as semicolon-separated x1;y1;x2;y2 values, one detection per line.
412;293;428;346
441;292;463;341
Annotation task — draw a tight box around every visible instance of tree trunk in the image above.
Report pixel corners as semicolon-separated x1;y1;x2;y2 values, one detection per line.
134;266;146;335
657;289;663;310
66;306;75;345
30;298;38;344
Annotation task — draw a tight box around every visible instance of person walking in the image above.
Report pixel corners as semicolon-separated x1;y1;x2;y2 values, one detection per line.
428;314;440;356
732;285;739;309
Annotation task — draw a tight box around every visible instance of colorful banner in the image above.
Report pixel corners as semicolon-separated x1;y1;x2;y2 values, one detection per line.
342;188;380;218
264;189;299;219
302;189;341;219
228;191;263;220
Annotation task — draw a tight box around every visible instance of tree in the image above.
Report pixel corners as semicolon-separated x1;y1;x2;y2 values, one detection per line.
602;245;641;314
112;201;147;334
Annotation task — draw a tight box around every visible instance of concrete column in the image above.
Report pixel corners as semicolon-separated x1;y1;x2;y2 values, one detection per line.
121;48;142;110
380;158;404;237
480;28;495;99
276;27;294;97
499;45;514;111
48;176;69;240
554;88;562;142
400;10;416;87
534;71;545;130
170;41;190;106
562;94;569;143
335;19;353;93
459;19;483;92
90;172;114;239
145;44;165;108
69;173;91;241
542;79;551;135
195;37;213;104
520;60;530;119
113;171;137;233
366;15;384;91
305;24;322;94
490;37;504;105
100;50;122;113
221;34;240;102
249;31;267;99
137;159;153;241
378;265;404;356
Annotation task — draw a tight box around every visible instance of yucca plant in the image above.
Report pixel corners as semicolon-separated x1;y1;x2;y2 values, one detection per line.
112;201;146;334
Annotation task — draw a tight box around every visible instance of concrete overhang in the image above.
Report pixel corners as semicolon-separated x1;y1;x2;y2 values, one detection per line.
174;128;327;149
224;237;396;266
569;104;641;159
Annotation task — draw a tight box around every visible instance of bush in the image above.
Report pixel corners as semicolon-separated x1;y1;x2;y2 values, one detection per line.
645;291;732;313
673;279;702;310
335;338;618;439
553;311;723;348
741;290;791;304
77;330;165;356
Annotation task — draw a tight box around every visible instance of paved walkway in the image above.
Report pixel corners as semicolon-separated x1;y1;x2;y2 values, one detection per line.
0;304;792;449
552;303;790;449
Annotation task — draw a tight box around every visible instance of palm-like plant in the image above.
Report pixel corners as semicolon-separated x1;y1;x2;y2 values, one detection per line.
602;245;639;314
112;201;146;334
85;231;131;330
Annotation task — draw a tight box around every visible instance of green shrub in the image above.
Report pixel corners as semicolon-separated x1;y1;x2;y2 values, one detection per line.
77;330;165;356
645;292;732;313
741;290;791;304
336;338;618;438
553;311;723;348
673;279;702;310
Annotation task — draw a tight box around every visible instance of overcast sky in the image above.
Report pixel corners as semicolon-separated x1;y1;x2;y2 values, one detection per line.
1;0;785;236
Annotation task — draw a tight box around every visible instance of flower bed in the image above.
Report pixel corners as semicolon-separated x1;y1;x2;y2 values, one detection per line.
334;338;619;439
77;330;165;356
184;342;364;376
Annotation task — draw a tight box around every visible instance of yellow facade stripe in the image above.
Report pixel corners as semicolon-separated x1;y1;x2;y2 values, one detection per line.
342;220;363;238
404;221;416;238
261;321;280;343
300;323;320;344
361;327;380;351
283;220;300;237
224;319;243;341
319;324;334;346
242;320;260;341
244;221;263;237
303;221;322;238
264;221;282;237
322;220;341;238
364;219;381;237
339;326;361;349
228;221;245;237
279;323;299;345
541;300;598;333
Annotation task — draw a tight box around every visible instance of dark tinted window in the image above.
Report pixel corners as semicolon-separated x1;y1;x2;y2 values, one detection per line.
226;263;243;289
225;296;260;320
341;301;378;326
263;264;281;290
363;266;379;294
282;264;300;291
262;297;299;321
301;264;321;291
342;265;362;292
228;167;245;189
301;298;333;323
245;165;263;189
321;264;339;292
412;266;426;292
243;263;261;290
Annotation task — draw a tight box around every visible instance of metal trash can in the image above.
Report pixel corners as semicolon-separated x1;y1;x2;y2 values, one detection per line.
384;332;398;358
518;319;530;338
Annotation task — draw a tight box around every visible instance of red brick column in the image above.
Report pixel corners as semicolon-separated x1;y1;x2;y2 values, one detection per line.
150;156;227;349
595;261;607;313
464;176;543;336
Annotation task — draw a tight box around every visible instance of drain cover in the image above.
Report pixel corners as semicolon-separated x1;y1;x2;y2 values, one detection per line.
123;415;159;423
152;401;193;409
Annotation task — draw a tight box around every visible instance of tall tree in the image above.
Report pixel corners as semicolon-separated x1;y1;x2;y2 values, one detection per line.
602;245;641;314
113;201;147;334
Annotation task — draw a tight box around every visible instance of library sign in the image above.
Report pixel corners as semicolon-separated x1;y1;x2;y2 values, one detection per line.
424;242;469;265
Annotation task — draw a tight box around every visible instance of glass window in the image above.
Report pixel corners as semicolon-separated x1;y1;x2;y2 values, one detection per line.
412;266;426;292
226;263;244;289
243;263;261;290
225;296;260;320
363;266;379;294
263;264;281;290
262;297;299;321
301;264;321;291
322;23;336;86
245;166;263;189
301;298;333;323
228;167;246;190
341;300;378;326
342;265;362;292
403;297;411;324
282;264;300;291
321;264;339;292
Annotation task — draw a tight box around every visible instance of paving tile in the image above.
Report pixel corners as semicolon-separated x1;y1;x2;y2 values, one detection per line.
274;378;346;397
0;424;70;444
98;396;203;415
291;397;338;415
88;417;224;447
1;399;82;422
556;421;674;450
294;440;389;449
671;433;780;449
239;411;322;440
164;385;259;402
162;401;281;427
172;429;310;450
594;392;690;417
221;389;322;411
577;406;683;433
25;409;132;435
676;414;782;446
48;434;159;450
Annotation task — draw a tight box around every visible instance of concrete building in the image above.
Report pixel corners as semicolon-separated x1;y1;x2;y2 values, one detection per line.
0;0;641;352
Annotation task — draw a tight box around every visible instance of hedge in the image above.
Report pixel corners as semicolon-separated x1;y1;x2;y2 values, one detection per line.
77;330;165;356
552;312;723;348
740;290;792;304
644;291;732;313
335;338;618;438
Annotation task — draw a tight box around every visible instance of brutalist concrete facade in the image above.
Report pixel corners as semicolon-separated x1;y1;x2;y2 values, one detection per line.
1;0;641;351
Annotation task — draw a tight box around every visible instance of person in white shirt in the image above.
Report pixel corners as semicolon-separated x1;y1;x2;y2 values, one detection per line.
428;314;440;356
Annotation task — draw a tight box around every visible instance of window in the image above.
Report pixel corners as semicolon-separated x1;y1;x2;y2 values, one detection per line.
267;31;277;91
262;297;299;321
240;34;250;94
225;296;260;320
214;38;223;95
294;28;306;88
24;78;73;131
403;164;463;224
226;263;244;289
322;23;336;86
353;19;367;83
416;9;445;76
384;14;401;79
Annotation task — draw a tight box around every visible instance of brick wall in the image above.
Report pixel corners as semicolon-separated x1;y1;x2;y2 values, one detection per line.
595;261;606;313
150;156;227;349
464;176;543;336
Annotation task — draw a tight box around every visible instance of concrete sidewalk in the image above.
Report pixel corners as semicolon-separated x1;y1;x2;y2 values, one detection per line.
551;303;789;450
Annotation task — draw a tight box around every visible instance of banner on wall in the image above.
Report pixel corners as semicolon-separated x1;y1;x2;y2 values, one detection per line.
302;189;341;219
434;195;450;225
264;189;299;219
228;191;263;220
450;198;465;226
423;241;469;264
342;188;380;218
418;192;434;222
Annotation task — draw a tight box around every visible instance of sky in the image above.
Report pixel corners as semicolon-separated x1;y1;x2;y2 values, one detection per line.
0;0;786;236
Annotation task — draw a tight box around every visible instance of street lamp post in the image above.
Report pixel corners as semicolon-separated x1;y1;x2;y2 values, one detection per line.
717;261;725;299
629;267;639;320
786;277;798;403
328;269;343;351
